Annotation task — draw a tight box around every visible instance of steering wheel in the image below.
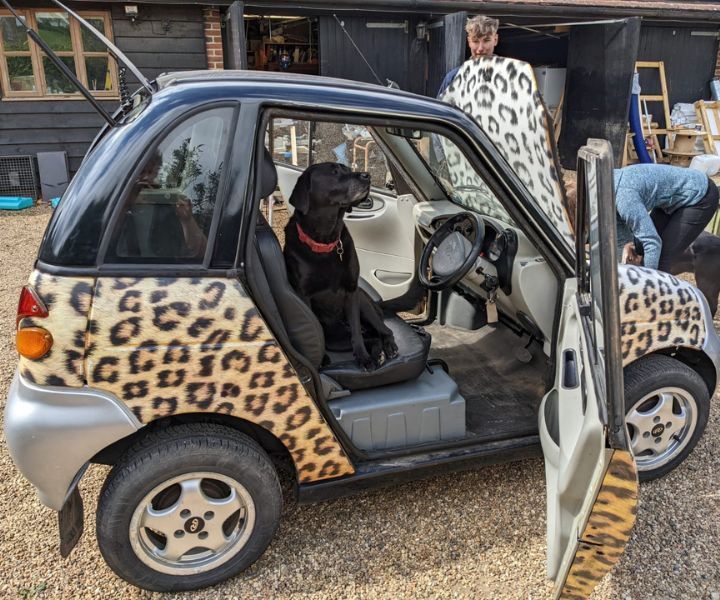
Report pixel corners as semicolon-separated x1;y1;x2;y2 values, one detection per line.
418;212;485;290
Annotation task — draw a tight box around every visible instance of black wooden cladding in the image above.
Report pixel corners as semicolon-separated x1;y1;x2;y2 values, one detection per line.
318;16;426;96
426;19;446;97
425;11;468;97
0;4;207;177
559;18;642;169
111;4;206;85
637;25;719;123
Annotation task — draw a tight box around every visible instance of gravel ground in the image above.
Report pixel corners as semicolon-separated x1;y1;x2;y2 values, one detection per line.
1;206;719;599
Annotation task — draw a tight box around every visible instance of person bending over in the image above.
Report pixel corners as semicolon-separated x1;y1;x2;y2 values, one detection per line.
614;164;718;269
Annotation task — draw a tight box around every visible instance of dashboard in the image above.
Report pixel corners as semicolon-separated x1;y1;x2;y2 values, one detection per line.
414;201;558;354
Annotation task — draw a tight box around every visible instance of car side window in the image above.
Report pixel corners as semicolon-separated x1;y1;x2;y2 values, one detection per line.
106;107;233;264
269;119;311;169
312;122;396;194
266;119;396;202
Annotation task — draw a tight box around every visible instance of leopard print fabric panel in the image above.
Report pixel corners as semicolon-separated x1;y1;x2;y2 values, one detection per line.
19;272;354;483
84;276;354;482
18;270;94;388
559;449;638;598
618;265;706;366
441;56;575;245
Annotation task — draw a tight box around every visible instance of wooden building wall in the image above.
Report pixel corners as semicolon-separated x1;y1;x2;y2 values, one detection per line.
318;16;426;95
637;24;719;110
0;4;207;175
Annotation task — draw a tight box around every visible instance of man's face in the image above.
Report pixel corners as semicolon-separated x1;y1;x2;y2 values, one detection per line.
467;33;498;59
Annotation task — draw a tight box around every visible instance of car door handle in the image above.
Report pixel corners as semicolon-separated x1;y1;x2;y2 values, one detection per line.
562;349;579;389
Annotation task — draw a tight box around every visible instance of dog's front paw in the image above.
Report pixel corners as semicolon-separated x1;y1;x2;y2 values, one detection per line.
383;335;399;360
353;345;374;371
368;338;384;367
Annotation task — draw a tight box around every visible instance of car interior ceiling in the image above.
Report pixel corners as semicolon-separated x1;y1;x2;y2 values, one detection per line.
250;122;551;449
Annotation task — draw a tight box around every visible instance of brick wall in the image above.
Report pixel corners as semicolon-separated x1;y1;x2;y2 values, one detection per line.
203;7;224;70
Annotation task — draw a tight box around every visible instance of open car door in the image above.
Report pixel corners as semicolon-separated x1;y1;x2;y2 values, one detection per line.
539;139;639;598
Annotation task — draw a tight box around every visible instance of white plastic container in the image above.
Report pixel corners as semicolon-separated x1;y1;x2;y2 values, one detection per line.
689;154;720;176
533;67;566;110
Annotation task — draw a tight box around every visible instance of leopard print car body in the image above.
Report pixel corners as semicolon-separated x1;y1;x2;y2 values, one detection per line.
441;56;575;245
19;271;354;483
558;450;638;599
18;271;93;387
618;265;706;366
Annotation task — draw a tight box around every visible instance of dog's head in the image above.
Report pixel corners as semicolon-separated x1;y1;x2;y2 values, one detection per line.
289;162;371;216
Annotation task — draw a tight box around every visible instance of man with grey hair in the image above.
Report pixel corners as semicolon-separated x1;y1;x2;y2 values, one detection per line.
437;15;500;97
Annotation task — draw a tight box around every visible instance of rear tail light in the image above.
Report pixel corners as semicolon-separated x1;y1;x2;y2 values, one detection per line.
16;285;52;359
16;285;49;327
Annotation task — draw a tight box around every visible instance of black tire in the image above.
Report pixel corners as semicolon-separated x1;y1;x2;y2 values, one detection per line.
624;355;710;482
96;423;282;592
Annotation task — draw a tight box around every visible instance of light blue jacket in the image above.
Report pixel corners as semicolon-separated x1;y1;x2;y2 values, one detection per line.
614;164;709;269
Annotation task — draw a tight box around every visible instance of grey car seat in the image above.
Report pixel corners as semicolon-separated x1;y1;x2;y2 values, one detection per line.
254;149;430;391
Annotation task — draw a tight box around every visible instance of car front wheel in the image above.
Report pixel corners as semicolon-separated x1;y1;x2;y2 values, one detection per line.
624;355;710;482
96;423;282;592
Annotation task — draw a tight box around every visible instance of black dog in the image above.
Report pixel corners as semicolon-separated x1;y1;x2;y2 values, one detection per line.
283;162;399;369
666;231;720;316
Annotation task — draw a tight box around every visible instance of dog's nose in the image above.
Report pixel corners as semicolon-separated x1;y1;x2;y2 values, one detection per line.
359;172;370;180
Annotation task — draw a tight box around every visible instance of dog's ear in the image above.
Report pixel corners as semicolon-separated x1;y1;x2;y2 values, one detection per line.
289;170;312;215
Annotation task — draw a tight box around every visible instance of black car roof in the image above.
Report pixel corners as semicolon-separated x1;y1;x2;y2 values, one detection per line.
153;69;464;121
157;69;415;94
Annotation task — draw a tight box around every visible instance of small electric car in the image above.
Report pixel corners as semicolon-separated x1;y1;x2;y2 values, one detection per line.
6;58;719;597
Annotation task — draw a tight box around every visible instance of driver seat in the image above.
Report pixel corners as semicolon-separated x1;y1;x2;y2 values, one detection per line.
254;149;431;392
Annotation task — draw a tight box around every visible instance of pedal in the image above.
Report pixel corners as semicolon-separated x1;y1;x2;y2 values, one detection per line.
514;346;533;364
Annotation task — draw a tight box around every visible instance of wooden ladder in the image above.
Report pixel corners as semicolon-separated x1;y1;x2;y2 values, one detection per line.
635;61;671;136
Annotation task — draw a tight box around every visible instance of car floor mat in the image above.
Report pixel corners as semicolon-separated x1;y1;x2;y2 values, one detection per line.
425;323;547;440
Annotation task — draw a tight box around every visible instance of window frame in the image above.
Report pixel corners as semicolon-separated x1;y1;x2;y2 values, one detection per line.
0;9;118;100
267;116;398;197
98;103;239;271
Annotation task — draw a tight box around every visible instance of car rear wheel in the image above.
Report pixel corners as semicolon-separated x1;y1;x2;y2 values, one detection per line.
96;423;282;592
624;355;710;482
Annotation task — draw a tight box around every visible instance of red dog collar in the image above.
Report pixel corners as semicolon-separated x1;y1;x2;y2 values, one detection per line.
296;222;340;254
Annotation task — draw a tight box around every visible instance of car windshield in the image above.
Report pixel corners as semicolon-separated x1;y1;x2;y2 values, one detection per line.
408;130;514;224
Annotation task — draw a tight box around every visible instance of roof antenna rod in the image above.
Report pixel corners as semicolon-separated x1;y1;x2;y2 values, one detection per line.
0;0;116;126
48;0;154;99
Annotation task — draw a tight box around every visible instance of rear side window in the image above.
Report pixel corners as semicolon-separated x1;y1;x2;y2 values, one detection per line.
106;107;233;264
